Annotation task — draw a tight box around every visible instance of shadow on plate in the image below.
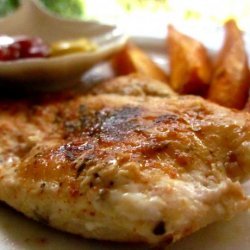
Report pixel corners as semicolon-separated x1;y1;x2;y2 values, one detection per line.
0;202;149;250
1;201;250;250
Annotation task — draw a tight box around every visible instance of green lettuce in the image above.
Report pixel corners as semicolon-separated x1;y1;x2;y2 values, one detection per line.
0;0;19;17
40;0;85;18
0;0;85;18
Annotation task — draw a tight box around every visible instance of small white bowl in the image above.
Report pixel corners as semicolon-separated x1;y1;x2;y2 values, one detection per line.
0;0;127;91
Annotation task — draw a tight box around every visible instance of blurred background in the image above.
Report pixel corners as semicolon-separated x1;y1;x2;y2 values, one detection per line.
1;0;250;28
1;0;250;49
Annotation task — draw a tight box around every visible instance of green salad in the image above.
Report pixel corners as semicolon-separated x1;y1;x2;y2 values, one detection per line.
0;0;85;18
40;0;85;18
0;0;19;17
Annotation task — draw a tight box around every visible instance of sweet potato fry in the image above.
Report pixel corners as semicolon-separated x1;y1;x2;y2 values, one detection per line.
207;20;250;109
167;25;212;95
244;92;250;112
112;42;168;83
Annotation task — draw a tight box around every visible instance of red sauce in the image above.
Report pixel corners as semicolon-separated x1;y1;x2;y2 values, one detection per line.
0;35;49;61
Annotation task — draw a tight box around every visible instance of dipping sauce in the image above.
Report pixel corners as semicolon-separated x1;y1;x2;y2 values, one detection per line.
0;35;96;61
50;38;96;57
0;35;49;61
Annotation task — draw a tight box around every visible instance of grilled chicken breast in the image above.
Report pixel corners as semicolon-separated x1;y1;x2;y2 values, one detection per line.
0;75;250;245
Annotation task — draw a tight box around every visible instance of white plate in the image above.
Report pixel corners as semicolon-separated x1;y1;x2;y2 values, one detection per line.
0;0;127;91
1;31;250;250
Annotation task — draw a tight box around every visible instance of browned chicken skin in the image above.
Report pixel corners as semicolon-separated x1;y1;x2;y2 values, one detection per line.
0;75;249;244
